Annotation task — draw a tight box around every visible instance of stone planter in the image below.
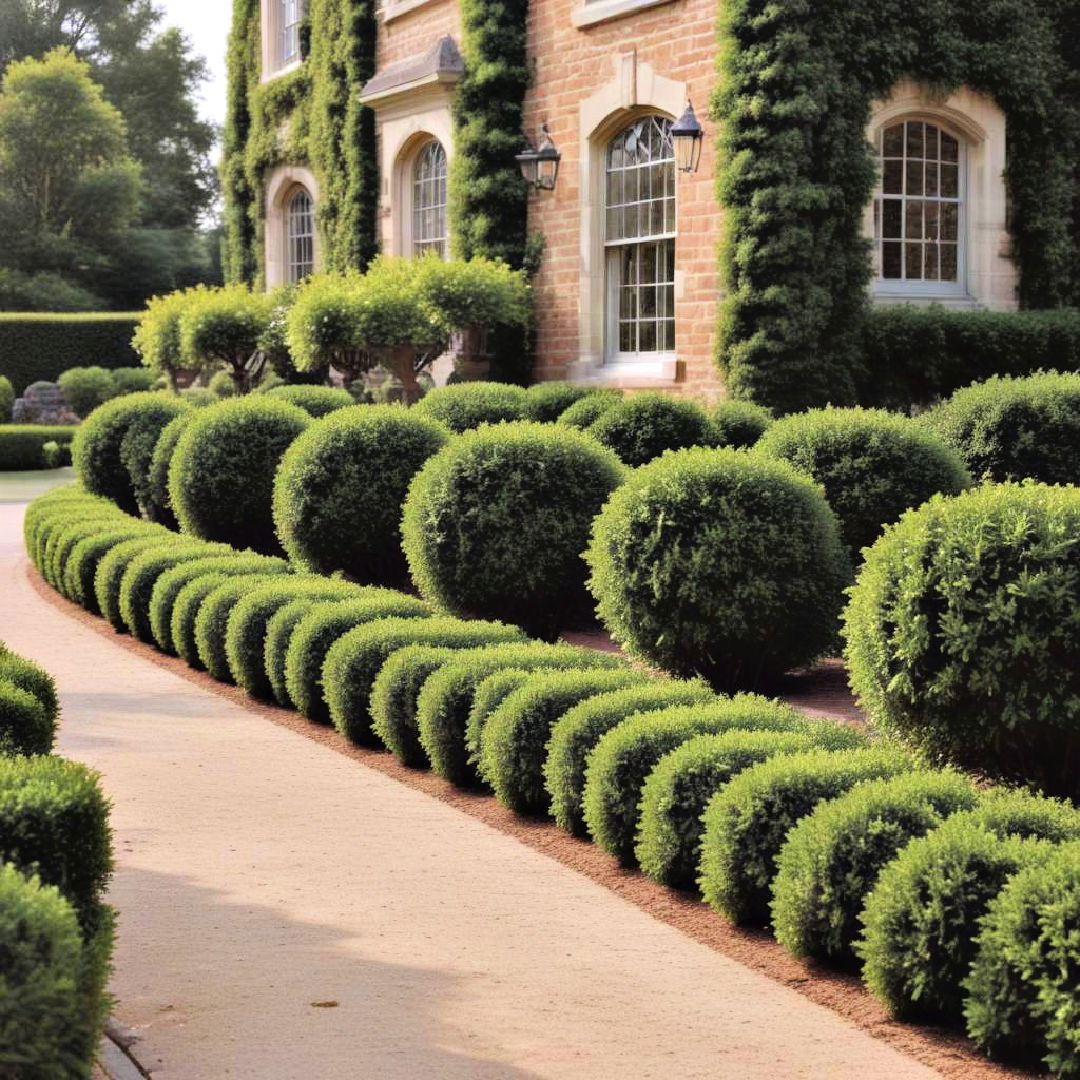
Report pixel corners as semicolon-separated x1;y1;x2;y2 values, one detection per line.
450;324;491;381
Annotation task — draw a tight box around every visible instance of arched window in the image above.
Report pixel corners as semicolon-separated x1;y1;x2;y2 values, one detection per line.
875;119;964;291
281;0;302;65
286;187;314;282
605;115;676;359
412;140;448;258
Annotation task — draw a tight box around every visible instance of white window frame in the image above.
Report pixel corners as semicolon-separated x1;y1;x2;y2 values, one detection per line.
260;0;305;81
281;0;302;67
873;116;967;300
603;115;677;366
286;187;315;283
411;140;449;259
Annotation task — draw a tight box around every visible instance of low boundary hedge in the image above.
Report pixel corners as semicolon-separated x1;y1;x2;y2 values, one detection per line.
0;426;78;471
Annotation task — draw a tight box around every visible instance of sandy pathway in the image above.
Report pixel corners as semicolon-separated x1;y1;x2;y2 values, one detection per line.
0;500;943;1080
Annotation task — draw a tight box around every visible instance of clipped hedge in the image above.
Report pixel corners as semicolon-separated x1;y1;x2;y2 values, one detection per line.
921;370;1080;484
0;652;59;727
520;382;597;423
273;404;448;585
964;843;1080;1076
587;392;717;467
263;384;355;416
0;681;53;757
67;525;158;613
545;681;716;837
845;483;1080;799
587;447;849;691
172;574;240;669
413;381;528;433
479;669;647;815
556;389;622;429
169;396;310;554
0;426;78;471
194;575;288;683
584;700;863;868
283;595;432;721
756;408;971;559
145;413;191;527
699;747;912;926
323;617;528;748
370;646;457;767
0;312;140;395
711;400;772;448
403;421;624;636
770;771;979;966
635;730;818;892
415;643;624;787
94;534;177;631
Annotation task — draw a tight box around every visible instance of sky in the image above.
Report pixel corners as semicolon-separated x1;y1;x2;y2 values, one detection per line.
156;0;232;128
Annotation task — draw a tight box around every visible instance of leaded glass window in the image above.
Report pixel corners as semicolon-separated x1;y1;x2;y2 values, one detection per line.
605;116;676;358
413;140;448;258
875;120;963;287
287;187;314;282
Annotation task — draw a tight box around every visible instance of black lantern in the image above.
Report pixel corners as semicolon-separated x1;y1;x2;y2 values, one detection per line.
671;101;704;174
516;123;561;191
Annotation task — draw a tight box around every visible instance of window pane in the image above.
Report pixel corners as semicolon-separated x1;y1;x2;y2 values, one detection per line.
413;140;448;258
941;133;959;162
941;164;959;199
882;199;902;239
941;203;959;242
906;122;924;158
924;244;939;281
639;321;656;352
906;243;923;279
882;123;904;157
905;202;923;240
882;241;903;279
941;244;958;281
882;160;903;195
905;160;923;196
925;161;939;198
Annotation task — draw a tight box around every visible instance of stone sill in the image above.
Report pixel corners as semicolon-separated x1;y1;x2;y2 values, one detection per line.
571;0;677;29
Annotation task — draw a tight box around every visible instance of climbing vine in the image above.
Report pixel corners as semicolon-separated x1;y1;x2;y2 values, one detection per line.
712;0;1080;414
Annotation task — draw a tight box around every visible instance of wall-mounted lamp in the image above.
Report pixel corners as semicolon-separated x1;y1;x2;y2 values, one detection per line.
671;101;704;174
516;123;561;191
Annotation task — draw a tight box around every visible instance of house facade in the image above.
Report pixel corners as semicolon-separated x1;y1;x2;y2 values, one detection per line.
226;0;1072;402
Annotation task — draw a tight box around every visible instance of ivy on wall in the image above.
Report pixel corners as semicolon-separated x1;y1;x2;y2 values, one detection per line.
712;0;1080;414
222;0;378;286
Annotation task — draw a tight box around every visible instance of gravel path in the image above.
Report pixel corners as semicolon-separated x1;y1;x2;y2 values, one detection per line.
0;498;944;1080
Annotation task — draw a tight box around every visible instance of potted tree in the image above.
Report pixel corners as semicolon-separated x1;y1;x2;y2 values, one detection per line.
178;285;274;395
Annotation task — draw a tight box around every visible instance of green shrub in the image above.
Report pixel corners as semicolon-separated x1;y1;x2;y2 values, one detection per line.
57;367;116;419
479;669;649;815
584;700;864;868
545;681;716;837
171;575;233;668
65;525;159;613
711;400;773;448
370;646;458;767
145;413;192;528
119;398;192;520
403;421;624;636
967;787;1080;843
264;384;354;417
177;284;273;395
587;447;849;691
93;534;176;631
0;864;92;1079
194;576;288;682
520;383;597;423
323;618;528;747
40;440;69;469
587;392;717;466
73;392;187;513
414;643;624;786
0;374;13;422
150;555;293;655
635;730;819;891
168;396;310;554
273;404;449;585
110;367;157;395
0;426;78;471
964;843;1080;1076
0;755;112;929
208;370;236;399
0;312;140;395
119;542;235;643
282;595;432;721
48;512;139;597
921;371;1080;484
699;747;912;926
464;670;534;760
756;408;971;559
413;382;528;433
770;771;979;966
0;653;58;727
556;389;622;429
0;682;53;757
225;580;361;701
845;483;1080;799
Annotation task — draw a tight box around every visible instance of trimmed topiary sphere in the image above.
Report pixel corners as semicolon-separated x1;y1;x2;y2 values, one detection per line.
120;399;193;521
146;413;192;527
587;447;849;691
0;653;58;726
587;392;716;466
845;483;1080;799
273;405;449;585
168;396;310;554
922;370;1080;483
264;384;356;417
770;770;979;966
964;843;1080;1076
557;389;622;429
755;407;970;559
711;400;773;448
73;392;189;513
0;681;54;756
521;382;597;423
413;382;528;433
403;421;624;636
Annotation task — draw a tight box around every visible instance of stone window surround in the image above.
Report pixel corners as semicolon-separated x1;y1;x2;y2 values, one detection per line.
265;165;320;288
571;0;677;30
864;82;1018;311
568;55;688;388
260;0;304;83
